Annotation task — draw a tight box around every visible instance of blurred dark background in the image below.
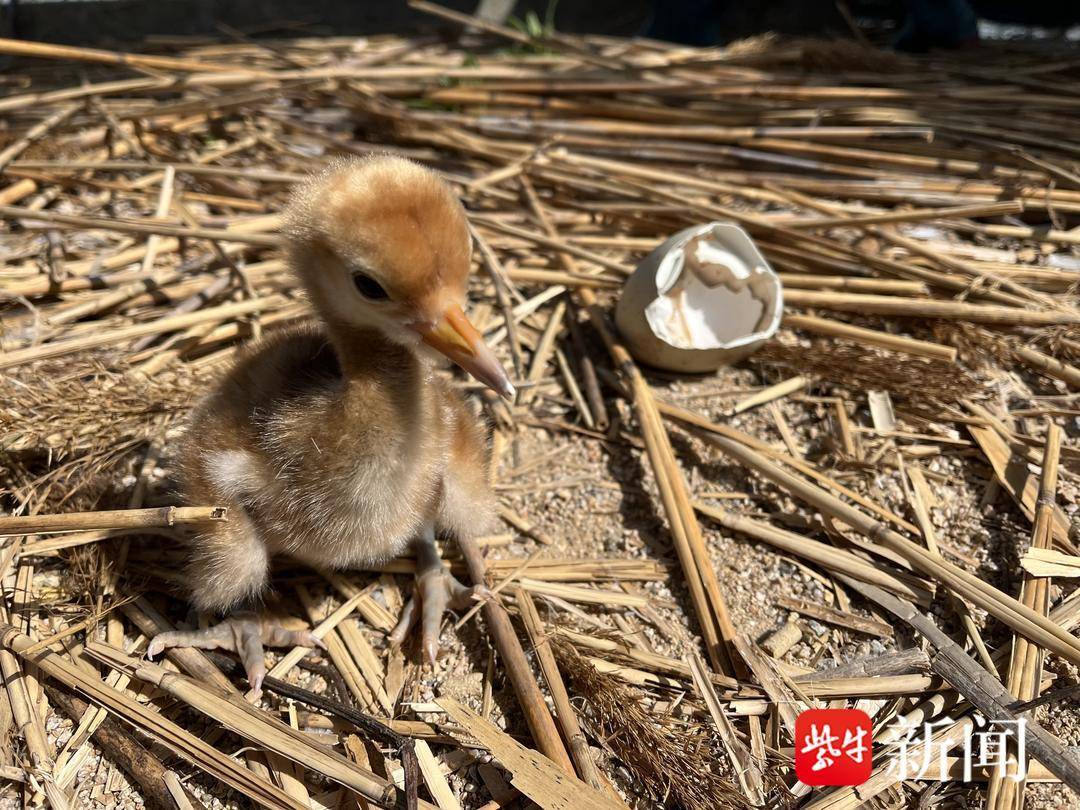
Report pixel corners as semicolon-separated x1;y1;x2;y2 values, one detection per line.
0;0;1077;48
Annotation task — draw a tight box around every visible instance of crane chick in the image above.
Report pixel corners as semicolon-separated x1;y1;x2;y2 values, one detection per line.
147;156;513;694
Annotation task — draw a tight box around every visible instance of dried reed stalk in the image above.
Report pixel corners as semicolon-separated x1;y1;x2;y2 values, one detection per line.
0;506;224;535
695;503;932;603
454;533;574;774
578;288;739;676
730;375;807;415
435;696;625;810
46;685;174;810
0;295;281;370
515;589;607;792
987;422;1063;807
784;200;1024;229
83;641;399;805
0;625;304;810
687;651;765;804
783;289;1078;326
654;398;921;534
701;431;1080;665
783;313;958;362
0;36;263;74
3;21;1080;809
838;576;1080;793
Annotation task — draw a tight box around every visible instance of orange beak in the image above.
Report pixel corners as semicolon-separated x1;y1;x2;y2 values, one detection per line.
410;304;515;400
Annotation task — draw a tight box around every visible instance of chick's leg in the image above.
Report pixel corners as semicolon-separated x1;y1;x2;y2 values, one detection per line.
389;523;488;664
147;503;323;697
147;614;325;698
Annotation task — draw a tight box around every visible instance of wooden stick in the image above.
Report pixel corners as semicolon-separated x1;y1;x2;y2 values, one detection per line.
455;534;575;774
800;648;929;680
46;685;174;810
836;576;1080;793
515;589;606;791
700;432;1080;666
987;422;1063;807
0;36;263;74
0;506;225;536
783;313;958;362
783;289;1079;326
0;626;304;810
807;716;976;810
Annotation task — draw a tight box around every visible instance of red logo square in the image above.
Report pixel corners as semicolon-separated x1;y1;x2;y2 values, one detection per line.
795;709;873;786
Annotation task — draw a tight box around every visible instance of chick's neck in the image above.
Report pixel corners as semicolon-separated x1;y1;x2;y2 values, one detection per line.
320;314;434;389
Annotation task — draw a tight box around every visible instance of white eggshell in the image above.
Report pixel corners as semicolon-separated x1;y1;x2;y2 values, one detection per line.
614;222;783;373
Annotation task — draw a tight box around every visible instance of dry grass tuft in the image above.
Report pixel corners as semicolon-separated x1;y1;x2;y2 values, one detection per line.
0;357;204;513
552;635;754;810
753;338;979;405
931;322;1015;368
1040;327;1080;362
0;357;200;456
793;37;913;73
935;322;1080;372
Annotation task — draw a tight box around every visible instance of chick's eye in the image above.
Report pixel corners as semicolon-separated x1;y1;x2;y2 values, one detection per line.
352;272;389;300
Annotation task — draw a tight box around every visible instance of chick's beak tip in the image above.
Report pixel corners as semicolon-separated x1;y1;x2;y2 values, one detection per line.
412;305;515;401
493;375;516;401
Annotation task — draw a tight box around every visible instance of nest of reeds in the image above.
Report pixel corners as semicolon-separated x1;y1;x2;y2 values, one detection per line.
0;8;1077;810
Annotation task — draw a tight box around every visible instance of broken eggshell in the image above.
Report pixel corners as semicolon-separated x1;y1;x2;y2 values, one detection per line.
614;222;783;373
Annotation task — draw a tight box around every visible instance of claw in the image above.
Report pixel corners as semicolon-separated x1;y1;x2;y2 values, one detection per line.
249;670;265;701
392;569;486;664
146;614;322;695
389;597;419;646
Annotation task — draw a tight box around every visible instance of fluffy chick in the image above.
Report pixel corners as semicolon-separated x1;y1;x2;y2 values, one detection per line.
148;156;513;693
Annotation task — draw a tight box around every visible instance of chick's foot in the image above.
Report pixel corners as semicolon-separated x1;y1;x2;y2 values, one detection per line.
147;613;326;698
389;529;489;664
